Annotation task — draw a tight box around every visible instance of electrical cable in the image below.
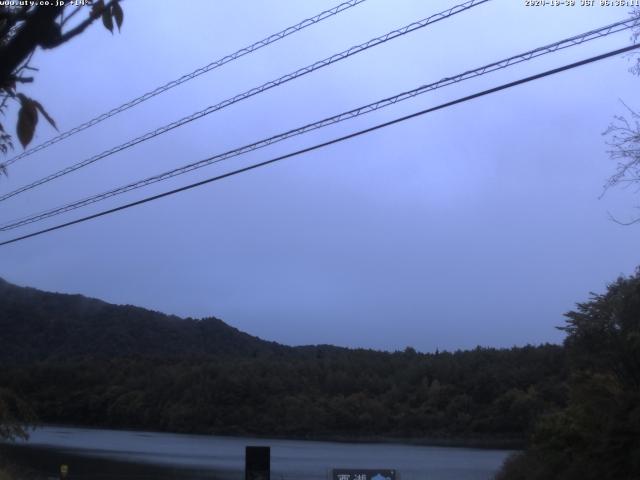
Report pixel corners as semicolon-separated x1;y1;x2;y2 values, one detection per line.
1;43;637;247
1;0;369;167
0;0;489;202
1;17;636;232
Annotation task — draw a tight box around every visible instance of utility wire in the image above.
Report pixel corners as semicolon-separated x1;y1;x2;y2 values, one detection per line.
1;43;637;248
0;0;489;203
1;17;636;232
1;0;368;168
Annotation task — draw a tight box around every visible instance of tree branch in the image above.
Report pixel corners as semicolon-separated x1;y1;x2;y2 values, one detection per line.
0;6;63;84
12;75;33;83
59;5;83;28
53;1;116;48
607;210;640;226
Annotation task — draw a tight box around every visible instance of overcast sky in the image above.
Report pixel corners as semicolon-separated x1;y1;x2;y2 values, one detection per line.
0;0;639;352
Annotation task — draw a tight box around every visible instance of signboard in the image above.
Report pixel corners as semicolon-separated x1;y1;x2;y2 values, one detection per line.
332;469;396;480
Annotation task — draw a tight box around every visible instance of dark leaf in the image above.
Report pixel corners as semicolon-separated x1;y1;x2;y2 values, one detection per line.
102;7;113;33
112;1;123;31
31;100;57;130
16;95;38;148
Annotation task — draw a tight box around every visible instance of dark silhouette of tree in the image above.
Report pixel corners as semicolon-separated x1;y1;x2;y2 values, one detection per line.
0;1;123;167
497;268;640;480
0;388;34;441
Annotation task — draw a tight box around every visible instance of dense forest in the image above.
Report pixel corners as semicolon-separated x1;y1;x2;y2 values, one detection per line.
2;270;639;479
0;277;566;444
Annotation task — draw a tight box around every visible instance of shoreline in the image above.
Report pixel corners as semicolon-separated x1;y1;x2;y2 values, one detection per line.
26;423;524;450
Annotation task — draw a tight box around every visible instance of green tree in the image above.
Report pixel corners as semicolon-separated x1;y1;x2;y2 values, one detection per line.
497;269;640;480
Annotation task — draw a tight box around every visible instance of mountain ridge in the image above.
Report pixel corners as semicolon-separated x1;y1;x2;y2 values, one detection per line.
0;276;568;442
0;277;288;363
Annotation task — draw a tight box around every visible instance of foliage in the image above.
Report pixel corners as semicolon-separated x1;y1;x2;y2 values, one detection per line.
497;269;640;480
0;388;34;442
0;3;125;444
0;348;566;442
0;1;124;168
0;278;567;443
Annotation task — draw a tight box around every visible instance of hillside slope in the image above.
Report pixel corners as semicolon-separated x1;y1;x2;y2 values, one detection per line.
0;277;567;441
0;277;285;363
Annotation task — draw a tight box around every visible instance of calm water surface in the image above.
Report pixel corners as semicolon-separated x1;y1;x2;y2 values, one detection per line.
3;426;513;480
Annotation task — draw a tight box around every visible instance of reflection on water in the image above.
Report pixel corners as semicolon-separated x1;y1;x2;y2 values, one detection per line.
2;426;513;480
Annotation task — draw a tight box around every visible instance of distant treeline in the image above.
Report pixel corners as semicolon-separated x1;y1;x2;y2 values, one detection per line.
0;345;566;442
2;268;638;479
0;277;566;443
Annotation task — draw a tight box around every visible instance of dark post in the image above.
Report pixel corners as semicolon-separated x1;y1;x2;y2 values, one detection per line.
245;446;270;480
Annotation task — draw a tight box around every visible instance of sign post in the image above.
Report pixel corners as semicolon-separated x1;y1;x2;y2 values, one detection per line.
245;446;270;480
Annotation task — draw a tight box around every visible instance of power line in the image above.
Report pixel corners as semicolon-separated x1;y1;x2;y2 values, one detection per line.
1;17;636;232
0;0;490;203
1;43;637;248
0;0;368;168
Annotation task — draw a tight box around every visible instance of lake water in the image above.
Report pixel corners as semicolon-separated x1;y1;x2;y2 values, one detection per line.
2;426;513;480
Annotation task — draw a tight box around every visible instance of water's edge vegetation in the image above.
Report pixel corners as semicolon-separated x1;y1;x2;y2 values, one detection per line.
0;277;566;443
1;269;639;479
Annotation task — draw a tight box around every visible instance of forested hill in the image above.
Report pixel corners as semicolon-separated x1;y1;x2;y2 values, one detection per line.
0;277;286;363
0;277;568;443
